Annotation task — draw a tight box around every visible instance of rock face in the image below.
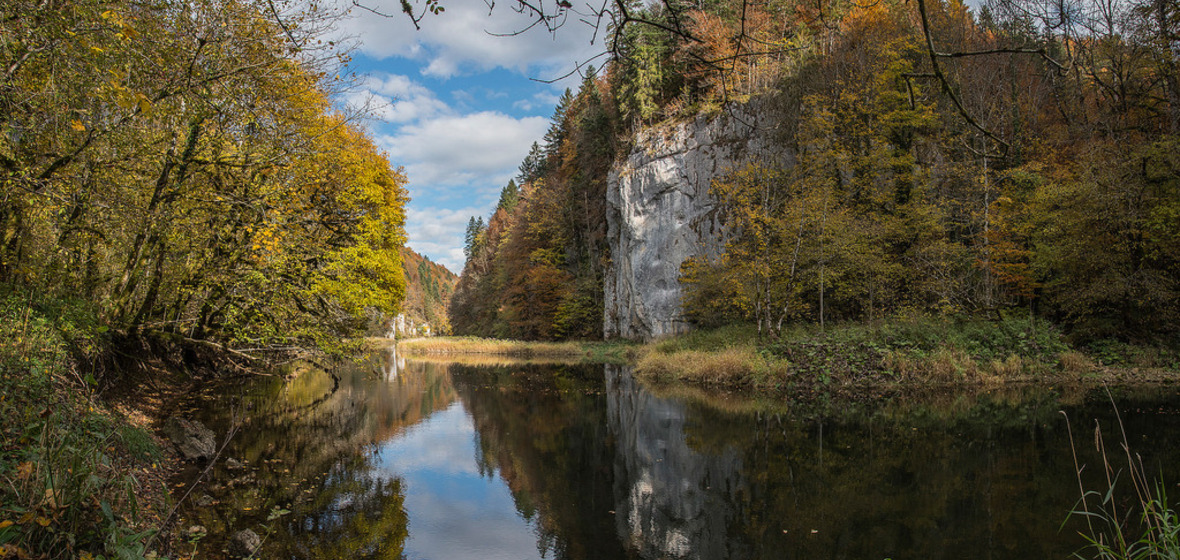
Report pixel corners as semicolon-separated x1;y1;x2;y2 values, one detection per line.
604;100;791;340
164;417;216;461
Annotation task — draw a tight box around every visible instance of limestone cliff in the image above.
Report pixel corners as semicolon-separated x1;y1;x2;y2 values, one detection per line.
604;101;791;340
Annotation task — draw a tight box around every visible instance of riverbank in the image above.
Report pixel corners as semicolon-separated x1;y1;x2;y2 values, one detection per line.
639;318;1180;392
408;316;1179;394
397;336;634;363
0;289;289;560
0;292;181;559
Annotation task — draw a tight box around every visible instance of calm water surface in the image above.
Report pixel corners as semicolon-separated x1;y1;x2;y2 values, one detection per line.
176;344;1180;559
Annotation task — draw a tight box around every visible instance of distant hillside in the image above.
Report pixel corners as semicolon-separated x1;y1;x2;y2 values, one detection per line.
400;247;458;335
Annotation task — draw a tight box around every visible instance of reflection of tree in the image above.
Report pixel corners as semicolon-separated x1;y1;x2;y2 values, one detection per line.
178;352;456;559
282;468;408;559
451;363;634;560
464;363;1180;560
180;355;1180;560
666;383;1180;559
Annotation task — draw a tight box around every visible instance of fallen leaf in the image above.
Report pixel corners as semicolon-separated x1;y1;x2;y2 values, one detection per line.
44;488;60;508
15;462;33;480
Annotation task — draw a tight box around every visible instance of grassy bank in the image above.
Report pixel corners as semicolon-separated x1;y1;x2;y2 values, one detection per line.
397;336;634;363
634;316;1180;391
0;289;173;560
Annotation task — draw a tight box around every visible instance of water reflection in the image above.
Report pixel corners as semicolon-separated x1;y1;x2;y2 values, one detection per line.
178;347;1180;560
607;365;743;559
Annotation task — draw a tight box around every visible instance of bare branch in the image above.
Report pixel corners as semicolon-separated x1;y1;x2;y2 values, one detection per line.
352;0;425;30
266;0;302;48
915;0;1011;153
530;50;611;83
934;46;1067;71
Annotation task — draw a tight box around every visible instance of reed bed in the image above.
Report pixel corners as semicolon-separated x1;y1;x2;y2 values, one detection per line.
397;336;631;362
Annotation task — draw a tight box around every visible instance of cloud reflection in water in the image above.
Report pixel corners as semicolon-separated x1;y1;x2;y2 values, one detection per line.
376;403;545;560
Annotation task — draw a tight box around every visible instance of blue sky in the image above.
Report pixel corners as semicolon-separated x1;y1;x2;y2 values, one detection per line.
328;0;603;272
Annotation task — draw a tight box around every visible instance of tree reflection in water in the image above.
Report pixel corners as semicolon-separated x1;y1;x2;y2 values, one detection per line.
177;348;1180;560
177;347;454;559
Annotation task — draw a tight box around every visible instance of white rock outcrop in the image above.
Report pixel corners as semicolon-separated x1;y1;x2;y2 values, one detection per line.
604;101;791;340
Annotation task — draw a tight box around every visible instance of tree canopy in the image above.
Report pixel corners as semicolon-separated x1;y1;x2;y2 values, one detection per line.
449;0;1180;342
1;0;409;347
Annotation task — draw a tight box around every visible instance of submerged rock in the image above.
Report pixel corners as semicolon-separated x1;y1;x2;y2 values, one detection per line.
164;417;216;461
229;528;261;558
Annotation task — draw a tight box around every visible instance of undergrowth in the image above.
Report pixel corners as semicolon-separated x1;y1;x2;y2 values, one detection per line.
0;287;165;559
633;314;1137;388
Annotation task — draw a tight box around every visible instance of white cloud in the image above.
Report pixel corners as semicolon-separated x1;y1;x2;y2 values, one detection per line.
404;206;485;272
379;111;547;186
512;89;562;112
334;0;604;79
333;72;546;271
319;1;599;273
345;74;451;124
366;73;432;99
373;403;545;560
377;402;479;475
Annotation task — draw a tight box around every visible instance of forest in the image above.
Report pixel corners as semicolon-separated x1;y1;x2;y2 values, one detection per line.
0;1;409;557
2;0;1179;555
399;247;458;335
450;0;1180;345
0;0;408;349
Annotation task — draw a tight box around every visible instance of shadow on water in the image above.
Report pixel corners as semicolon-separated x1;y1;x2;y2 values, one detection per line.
175;343;1180;559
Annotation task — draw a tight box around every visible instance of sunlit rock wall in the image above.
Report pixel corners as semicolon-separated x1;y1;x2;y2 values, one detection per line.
605;365;748;559
604;100;792;340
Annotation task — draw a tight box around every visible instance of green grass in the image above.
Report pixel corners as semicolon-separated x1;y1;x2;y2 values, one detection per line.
0;287;165;560
648;324;760;354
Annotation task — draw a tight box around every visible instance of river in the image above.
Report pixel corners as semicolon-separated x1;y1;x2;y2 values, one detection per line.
173;343;1180;559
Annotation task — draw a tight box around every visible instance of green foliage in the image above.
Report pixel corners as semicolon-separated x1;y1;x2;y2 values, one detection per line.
400;247;458;335
1066;416;1180;560
766;313;1067;363
1071;482;1180;560
650;323;760;354
1083;339;1180;370
0;291;163;559
1029;138;1180;340
0;0;409;350
450;0;1180;346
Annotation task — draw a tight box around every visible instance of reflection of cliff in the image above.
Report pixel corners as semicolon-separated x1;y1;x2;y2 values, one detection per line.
605;365;746;560
453;363;751;560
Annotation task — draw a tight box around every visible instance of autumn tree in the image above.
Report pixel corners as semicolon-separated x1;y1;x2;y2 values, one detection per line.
0;0;409;348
